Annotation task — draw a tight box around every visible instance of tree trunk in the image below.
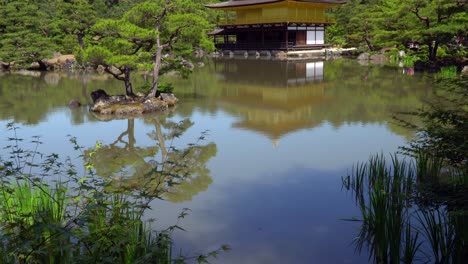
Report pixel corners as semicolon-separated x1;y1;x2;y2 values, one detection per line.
364;37;374;51
37;60;48;71
147;30;163;99
123;68;135;96
77;32;85;49
428;41;438;61
128;119;136;149
155;119;167;165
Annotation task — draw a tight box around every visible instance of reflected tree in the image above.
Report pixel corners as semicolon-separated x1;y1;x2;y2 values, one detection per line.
0;72;123;125
86;115;216;202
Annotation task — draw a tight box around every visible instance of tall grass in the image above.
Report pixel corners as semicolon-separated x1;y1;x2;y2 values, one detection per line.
0;180;70;263
0;123;228;263
402;56;420;68
343;154;418;263
435;66;458;79
343;153;467;263
0;180;176;263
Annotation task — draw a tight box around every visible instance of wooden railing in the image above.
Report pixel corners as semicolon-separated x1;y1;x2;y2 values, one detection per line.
219;16;335;26
216;42;293;50
215;42;328;51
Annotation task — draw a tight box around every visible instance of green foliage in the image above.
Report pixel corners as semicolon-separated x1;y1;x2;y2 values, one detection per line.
55;0;97;49
0;123;228;263
324;24;346;47
332;0;468;60
407;46;429;61
83;0;214;95
343;153;467;263
85;116;217;203
402;56;420;68
0;0;216;72
158;82;174;93
0;0;59;68
343;77;468;263
141;82;176;94
435;66;458;79
399;78;467;167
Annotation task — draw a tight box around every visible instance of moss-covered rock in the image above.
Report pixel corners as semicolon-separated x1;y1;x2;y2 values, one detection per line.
89;89;178;115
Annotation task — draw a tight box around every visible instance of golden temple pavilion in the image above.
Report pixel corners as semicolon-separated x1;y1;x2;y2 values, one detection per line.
206;0;345;51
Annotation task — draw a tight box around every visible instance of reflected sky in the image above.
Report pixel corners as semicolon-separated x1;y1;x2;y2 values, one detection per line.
0;58;436;263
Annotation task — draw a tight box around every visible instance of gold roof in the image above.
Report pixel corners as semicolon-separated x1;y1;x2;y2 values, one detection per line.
206;0;346;9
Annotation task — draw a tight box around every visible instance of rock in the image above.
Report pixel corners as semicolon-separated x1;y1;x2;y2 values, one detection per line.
68;99;81;109
247;50;257;56
370;54;388;64
29;62;41;70
91;89;110;103
194;49;204;58
44;73;61;85
259;50;271;57
357;60;369;66
43;54;75;70
462;66;468;76
0;61;11;70
159;93;178;106
96;65;105;74
181;60;194;70
89;89;178;115
273;51;287;59
357;52;370;60
379;47;393;54
109;66;120;75
340;48;358;56
197;62;205;68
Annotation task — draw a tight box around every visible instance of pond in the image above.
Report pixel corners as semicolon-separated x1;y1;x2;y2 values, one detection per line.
0;58;439;263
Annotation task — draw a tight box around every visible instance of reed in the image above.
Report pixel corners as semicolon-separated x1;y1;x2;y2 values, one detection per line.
0;124;228;263
343;153;467;263
0;180;71;263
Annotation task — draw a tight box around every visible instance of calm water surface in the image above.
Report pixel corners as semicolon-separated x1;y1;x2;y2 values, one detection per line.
0;59;436;263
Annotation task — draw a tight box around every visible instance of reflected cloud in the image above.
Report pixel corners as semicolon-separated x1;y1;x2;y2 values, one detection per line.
150;166;367;264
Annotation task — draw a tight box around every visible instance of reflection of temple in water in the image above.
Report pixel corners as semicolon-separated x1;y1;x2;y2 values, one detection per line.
214;58;324;87
213;58;329;146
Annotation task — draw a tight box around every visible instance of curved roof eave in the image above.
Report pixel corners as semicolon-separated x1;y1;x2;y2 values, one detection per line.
205;0;346;9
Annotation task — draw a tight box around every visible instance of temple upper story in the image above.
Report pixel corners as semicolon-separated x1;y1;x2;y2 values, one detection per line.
206;0;345;26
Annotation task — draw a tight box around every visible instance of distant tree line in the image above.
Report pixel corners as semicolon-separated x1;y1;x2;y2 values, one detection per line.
2;0;466;82
0;0;217;71
327;0;467;61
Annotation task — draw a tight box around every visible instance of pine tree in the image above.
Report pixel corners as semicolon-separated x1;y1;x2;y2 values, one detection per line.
84;0;213;97
0;0;59;69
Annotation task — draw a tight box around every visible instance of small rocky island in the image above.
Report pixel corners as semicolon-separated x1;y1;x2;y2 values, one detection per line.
90;89;178;115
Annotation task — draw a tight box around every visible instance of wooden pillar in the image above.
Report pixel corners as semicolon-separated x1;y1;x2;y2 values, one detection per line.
262;26;265;47
324;25;326;45
285;25;289;50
